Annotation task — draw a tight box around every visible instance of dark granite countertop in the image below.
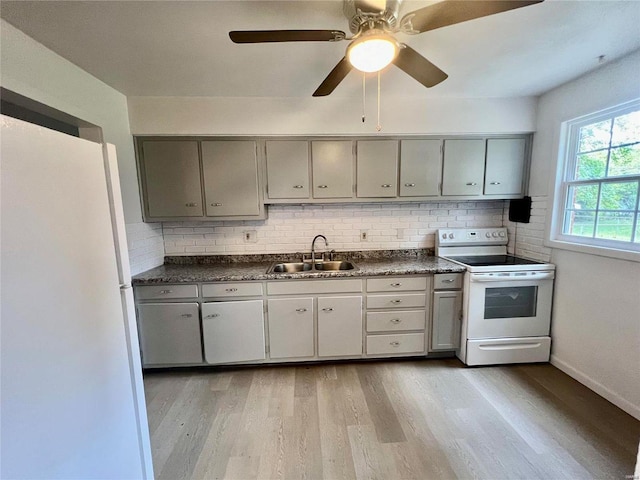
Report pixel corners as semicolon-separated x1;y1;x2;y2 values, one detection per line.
132;250;466;284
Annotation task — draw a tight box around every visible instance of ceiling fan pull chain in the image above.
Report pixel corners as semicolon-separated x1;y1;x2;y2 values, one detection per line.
376;70;382;132
362;71;366;123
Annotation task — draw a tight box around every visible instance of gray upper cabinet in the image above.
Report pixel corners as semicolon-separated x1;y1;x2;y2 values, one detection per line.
356;140;398;198
441;139;486;196
311;141;354;198
484;138;526;196
400;140;442;197
265;141;310;199
141;141;203;218
201;141;261;217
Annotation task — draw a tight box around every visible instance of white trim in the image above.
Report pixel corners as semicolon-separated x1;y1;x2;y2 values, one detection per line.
545;238;640;262
550;354;640;420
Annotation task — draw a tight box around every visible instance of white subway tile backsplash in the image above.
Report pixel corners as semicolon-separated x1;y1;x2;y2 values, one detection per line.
127;222;164;275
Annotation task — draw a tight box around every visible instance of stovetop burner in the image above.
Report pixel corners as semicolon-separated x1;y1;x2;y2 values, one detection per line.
446;255;545;267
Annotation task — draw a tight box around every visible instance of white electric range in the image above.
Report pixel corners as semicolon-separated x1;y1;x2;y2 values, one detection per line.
436;227;555;366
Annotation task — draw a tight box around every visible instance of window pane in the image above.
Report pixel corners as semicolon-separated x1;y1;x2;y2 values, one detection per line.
608;144;640;177
576;150;607;179
599;181;638;210
564;210;595;237
611;110;640;146
567;184;599;210
635;216;640;243
578;119;611;152
595;211;634;242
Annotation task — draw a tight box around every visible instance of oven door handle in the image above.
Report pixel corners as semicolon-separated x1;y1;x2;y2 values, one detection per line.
470;271;555;282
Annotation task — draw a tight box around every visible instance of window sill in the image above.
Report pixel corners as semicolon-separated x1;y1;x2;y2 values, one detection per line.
545;238;640;263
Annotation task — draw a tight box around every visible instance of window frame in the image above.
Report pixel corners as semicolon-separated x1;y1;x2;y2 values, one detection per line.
549;99;640;262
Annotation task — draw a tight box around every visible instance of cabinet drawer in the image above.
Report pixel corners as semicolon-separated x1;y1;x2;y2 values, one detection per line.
267;279;363;295
433;273;463;290
367;276;427;292
367;293;426;309
366;310;426;332
135;284;198;300
366;333;425;355
202;282;263;297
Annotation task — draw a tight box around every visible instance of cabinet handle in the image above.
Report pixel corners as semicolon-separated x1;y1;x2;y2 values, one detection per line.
390;318;402;324
466;182;477;186
322;307;334;312
404;183;415;187
185;202;198;207
391;299;402;304
181;314;193;318
225;288;238;292
390;341;401;347
390;283;402;287
381;184;392;188
293;185;304;189
317;185;328;189
296;308;307;313
158;290;172;294
489;182;501;185
211;203;223;206
205;313;220;318
442;279;455;283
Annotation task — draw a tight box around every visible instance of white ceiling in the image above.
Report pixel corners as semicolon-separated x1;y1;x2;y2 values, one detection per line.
2;0;639;99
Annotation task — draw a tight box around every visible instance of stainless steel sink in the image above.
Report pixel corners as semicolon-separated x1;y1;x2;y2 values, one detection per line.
267;260;357;274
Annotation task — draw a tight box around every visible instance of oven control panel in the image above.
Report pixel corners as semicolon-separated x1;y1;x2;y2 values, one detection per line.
437;227;508;247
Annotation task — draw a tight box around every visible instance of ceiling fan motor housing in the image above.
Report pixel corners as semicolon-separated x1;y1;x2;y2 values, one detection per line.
344;0;403;34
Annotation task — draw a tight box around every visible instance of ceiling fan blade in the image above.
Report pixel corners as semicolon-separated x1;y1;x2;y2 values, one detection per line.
313;57;353;97
229;30;345;43
401;0;543;34
393;45;448;88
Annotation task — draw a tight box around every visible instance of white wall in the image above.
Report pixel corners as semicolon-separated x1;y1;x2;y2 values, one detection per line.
0;20;164;274
520;49;640;419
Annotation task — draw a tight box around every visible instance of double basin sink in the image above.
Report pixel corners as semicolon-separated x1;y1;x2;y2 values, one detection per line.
267;260;357;274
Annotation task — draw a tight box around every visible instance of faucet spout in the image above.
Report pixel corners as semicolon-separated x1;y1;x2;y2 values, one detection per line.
311;235;329;265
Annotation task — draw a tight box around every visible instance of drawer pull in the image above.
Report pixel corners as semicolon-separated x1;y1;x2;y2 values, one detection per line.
296;308;308;313
442;279;455;283
159;290;173;294
322;307;334;312
404;183;415;187
390;318;402;324
225;288;238;292
390;283;402;287
318;185;328;189
390;341;401;347
206;313;220;318
466;182;477;186
293;185;304;189
181;313;193;318
211;203;223;206
381;184;392;188
391;299;402;304
489;181;501;185
185;202;198;207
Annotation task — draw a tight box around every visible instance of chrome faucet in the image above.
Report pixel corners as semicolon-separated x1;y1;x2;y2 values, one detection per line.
311;235;329;264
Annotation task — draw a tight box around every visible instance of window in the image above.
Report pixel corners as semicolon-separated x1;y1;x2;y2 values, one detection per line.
553;100;640;255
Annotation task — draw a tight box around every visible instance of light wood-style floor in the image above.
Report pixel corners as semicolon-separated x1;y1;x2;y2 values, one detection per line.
144;359;639;480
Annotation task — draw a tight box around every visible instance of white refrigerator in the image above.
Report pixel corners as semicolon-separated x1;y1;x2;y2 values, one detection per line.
1;115;153;479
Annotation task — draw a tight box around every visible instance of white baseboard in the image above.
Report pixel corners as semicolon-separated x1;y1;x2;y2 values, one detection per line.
550;355;640;420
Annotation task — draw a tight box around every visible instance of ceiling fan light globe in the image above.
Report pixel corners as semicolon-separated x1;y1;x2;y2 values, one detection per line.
347;34;398;73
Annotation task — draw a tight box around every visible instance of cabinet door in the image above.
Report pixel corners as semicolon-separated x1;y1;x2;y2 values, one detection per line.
202;300;265;364
356;140;398;198
431;291;462;351
201;141;261;216
400;140;442;197
141;141;203;217
484;138;526;195
317;296;362;357
137;303;202;365
266;141;310;199
311;141;354;198
441;139;485;196
267;298;314;359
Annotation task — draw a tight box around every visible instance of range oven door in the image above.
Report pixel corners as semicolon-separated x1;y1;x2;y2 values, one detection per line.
466;271;554;339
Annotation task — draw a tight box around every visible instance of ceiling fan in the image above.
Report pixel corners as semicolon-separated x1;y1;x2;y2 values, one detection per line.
229;0;544;97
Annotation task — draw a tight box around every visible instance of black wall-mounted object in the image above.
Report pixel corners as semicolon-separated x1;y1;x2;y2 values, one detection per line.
509;196;532;223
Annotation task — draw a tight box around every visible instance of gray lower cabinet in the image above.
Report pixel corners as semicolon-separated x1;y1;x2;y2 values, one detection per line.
317;296;363;357
400;139;442;197
442;139;486;196
311;141;354;198
267;297;314;359
201;300;266;364
431;273;463;351
265;141;310;199
137;303;202;365
356;140;398;198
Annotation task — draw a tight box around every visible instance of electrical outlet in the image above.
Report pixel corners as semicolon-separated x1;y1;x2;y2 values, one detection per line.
360;230;368;241
243;230;257;243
